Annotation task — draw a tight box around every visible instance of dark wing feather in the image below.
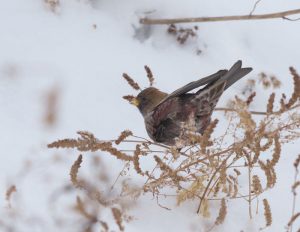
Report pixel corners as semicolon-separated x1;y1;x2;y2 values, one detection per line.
160;70;227;103
157;60;252;107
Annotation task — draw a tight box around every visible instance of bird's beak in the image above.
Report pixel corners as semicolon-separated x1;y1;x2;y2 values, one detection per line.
130;98;140;107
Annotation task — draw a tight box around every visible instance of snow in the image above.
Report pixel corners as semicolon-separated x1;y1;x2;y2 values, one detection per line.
0;0;300;231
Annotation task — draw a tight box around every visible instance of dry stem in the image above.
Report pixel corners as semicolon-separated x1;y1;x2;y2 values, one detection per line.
140;8;300;25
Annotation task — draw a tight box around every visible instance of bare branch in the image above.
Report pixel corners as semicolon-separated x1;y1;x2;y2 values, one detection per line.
140;8;300;25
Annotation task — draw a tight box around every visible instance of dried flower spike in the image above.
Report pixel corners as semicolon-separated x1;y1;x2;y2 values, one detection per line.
263;199;272;227
6;185;17;208
122;73;141;90
144;65;154;86
215;198;227;225
70;154;83;186
246;92;256;106
123;95;136;103
133;144;143;175
115;130;133;145
266;93;275;114
285;67;300;108
111;208;124;231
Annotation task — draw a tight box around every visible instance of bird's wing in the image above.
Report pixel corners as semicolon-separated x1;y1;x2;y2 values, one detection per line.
161;69;227;102
157;60;252;107
145;98;182;144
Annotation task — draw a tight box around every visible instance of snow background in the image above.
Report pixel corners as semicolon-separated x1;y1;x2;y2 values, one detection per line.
0;0;300;231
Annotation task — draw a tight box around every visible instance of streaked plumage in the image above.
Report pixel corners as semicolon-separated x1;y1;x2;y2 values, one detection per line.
132;60;252;145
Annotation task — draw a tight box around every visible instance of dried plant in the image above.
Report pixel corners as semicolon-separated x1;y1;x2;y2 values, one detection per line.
67;154;132;231
111;207;124;231
259;72;281;89
43;85;60;127
144;65;155;86
167;24;198;45
5;185;16;208
286;154;300;232
122;65;156;97
262;198;272;228
123;95;136;103
75;196;98;223
115;130;133;145
140;8;300;25
122;73;141;91
45;0;60;12
214;198;227;225
49;66;300;230
241;79;256;95
70;154;83;187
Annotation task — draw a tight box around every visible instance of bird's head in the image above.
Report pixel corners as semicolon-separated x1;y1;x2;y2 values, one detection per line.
130;87;168;116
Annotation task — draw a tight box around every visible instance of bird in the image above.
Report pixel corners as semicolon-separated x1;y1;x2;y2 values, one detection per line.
130;60;252;146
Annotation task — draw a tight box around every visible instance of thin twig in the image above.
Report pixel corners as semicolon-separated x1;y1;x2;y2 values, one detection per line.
110;161;130;190
249;0;263;16
283;16;300;21
290;166;299;232
140;8;300;25
248;165;253;219
215;103;300;116
196;154;232;214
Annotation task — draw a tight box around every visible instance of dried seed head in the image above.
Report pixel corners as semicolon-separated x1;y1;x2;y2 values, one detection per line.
246;92;256;106
122;73;141;90
285;67;300;108
111;208;124;231
133;144;144;175
266;93;275;114
115;130;133;145
144;65;154;86
123;95;136;103
70;154;83;187
252;175;263;194
263;199;272;227
215;199;227;225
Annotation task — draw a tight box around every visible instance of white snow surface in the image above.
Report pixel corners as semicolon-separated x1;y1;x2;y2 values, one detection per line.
0;0;300;231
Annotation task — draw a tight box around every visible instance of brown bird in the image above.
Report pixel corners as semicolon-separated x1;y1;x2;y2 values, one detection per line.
130;60;252;146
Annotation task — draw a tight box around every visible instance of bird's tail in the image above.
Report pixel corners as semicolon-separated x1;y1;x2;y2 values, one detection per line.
193;60;252;116
221;60;252;90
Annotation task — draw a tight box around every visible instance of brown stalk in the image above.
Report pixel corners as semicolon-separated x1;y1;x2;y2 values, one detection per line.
140;8;300;25
75;196;97;222
196;154;232;214
288;155;300;232
248;161;253;219
287;212;300;228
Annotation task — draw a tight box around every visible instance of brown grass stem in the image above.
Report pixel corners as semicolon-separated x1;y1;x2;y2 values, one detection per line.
140;8;300;25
